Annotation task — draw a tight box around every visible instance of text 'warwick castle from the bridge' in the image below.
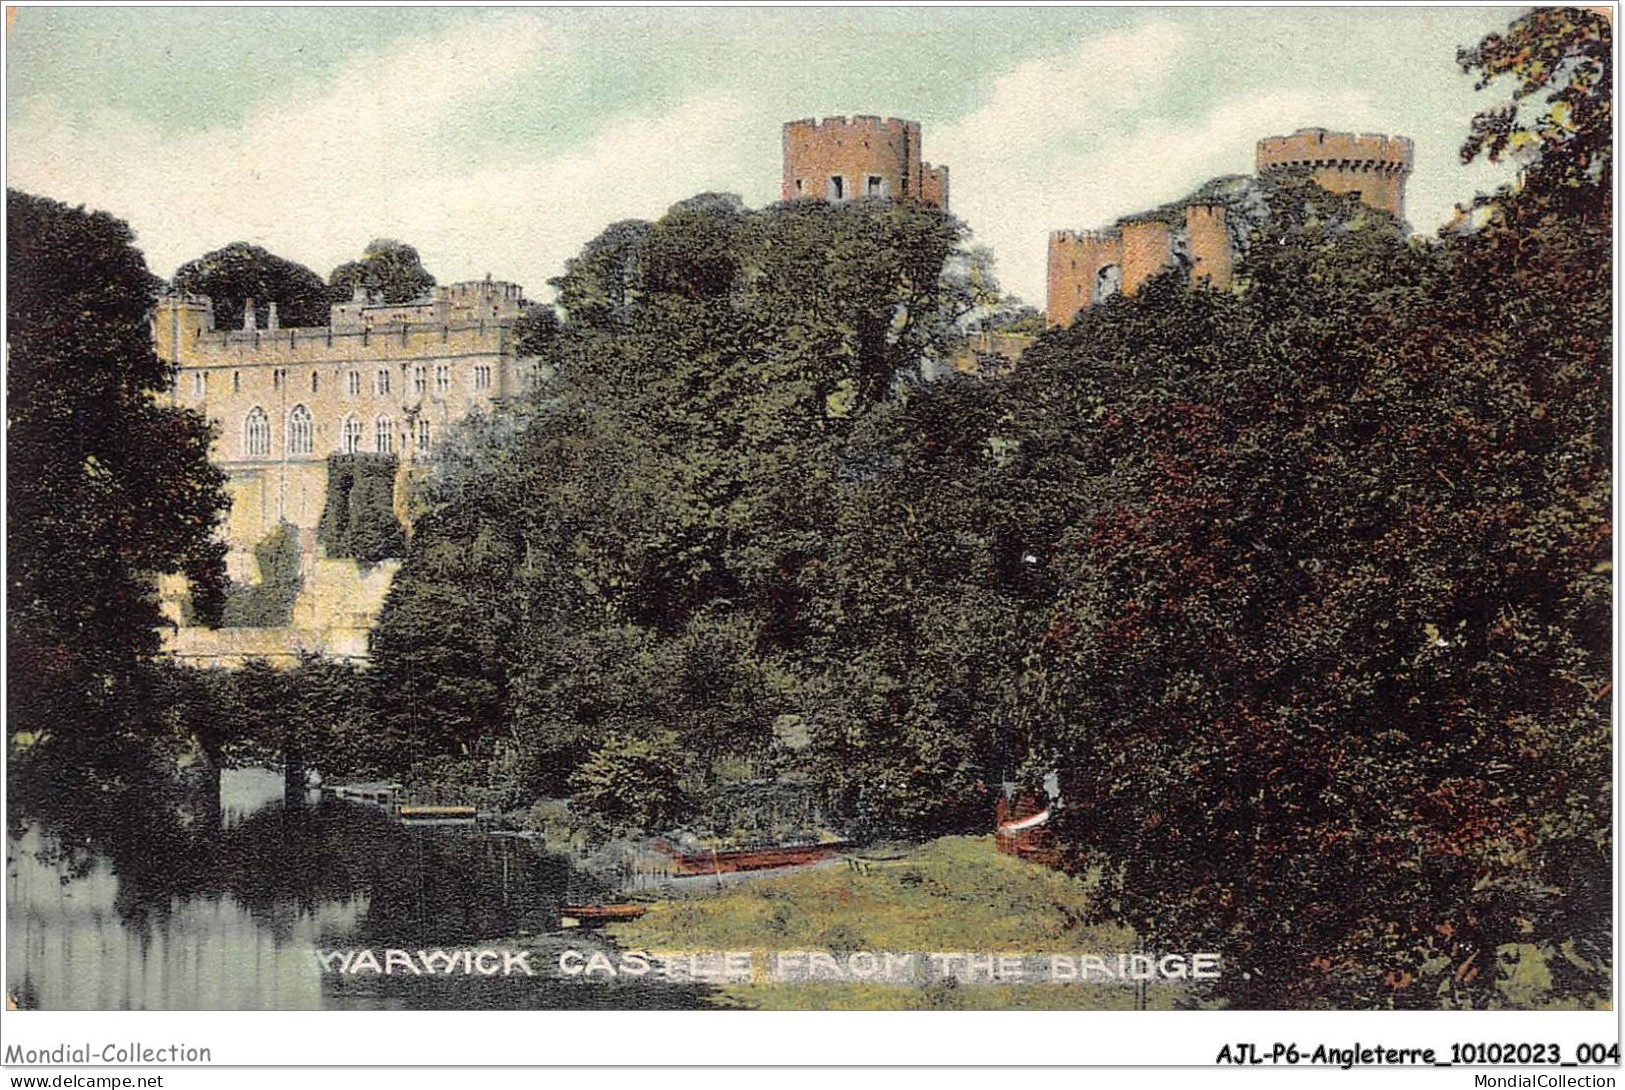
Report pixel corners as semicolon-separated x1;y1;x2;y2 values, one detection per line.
158;114;1412;666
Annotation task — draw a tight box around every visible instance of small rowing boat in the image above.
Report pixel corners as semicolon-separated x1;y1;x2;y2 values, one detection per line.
560;904;648;928
664;840;851;876
398;804;477;826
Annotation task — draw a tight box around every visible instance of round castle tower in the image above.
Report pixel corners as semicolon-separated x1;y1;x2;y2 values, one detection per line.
782;115;949;209
1255;128;1413;221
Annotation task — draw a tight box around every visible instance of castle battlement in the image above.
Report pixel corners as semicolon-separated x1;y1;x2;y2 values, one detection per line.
173;319;514;368
785;115;915;135
1256;128;1414;171
1050;228;1120;245
160;291;216;309
1047;125;1416;328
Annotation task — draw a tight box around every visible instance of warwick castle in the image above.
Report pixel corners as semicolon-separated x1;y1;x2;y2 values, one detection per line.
159;117;1410;666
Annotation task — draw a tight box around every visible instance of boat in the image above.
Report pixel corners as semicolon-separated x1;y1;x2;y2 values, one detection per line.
560;904;648;928
995;790;1061;867
323;781;401;806
662;840;851;876
398;804;477;826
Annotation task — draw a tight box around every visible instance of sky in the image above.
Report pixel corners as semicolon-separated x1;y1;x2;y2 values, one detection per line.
5;6;1522;309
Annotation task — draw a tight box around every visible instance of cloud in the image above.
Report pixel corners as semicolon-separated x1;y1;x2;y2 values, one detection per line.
937;23;1190;163
388;92;760;288
8;12;1501;317
6;13;761;301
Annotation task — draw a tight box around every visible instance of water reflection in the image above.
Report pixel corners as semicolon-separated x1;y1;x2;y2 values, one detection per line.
6;769;703;1010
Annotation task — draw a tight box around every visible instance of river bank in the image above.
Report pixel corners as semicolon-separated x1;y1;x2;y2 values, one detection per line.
602;835;1202;1010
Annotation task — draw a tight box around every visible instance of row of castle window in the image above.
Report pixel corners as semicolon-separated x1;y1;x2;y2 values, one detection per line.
792;175;887;200
240;405;431;457
190;364;478;398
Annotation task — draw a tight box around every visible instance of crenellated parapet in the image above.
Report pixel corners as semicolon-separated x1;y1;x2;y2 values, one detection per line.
1255;128;1413;172
1255;128;1413;219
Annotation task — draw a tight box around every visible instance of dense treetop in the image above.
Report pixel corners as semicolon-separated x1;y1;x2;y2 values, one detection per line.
328;238;437;305
8;189;229;767
172;241;330;329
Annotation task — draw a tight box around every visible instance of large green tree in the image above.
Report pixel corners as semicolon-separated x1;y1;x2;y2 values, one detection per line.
8;190;230;765
172;241;331;330
1007;9;1610;1007
328;238;437;304
368;193;992;832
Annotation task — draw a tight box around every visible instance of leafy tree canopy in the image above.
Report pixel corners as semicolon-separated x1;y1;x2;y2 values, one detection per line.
1458;6;1611;207
8;189;229;764
172;241;331;330
328;238;437;305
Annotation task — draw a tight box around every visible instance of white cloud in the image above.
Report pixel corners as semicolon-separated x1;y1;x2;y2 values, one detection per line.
388;92;760;288
937;23;1189;163
8;13;1503;318
6;14;761;303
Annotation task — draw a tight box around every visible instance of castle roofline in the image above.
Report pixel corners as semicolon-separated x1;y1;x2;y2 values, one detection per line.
1050;228;1120;244
783;115;920;132
1256;127;1414;168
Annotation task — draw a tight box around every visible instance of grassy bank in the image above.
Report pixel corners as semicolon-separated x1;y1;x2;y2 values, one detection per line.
606;835;1201;1010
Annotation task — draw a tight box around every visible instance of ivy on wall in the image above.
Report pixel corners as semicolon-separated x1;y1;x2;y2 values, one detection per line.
217;522;304;627
318;454;406;563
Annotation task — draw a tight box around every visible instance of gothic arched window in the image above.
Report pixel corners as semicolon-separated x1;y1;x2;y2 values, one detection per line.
243;407;270;457
287;405;313;456
340;415;362;454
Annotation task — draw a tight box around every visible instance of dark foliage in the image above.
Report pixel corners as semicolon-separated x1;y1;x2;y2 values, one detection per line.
172;242;331;330
318;454;406;563
328;239;437;305
7;189;229;764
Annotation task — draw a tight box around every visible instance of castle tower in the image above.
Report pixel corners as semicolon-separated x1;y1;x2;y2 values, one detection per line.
1184;203;1232;292
1119;220;1176;297
782;116;950;210
1255;128;1414;221
153;293;216;363
1046;230;1123;328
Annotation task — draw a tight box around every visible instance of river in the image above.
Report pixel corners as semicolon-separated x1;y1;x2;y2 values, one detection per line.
5;768;707;1010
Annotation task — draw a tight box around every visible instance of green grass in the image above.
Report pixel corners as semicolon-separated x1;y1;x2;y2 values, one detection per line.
607;835;1195;1010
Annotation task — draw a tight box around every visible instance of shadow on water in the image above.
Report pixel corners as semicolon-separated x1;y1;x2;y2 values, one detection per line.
6;768;712;1010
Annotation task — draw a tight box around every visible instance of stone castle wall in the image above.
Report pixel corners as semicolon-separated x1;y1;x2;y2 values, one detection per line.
157;279;534;666
782;115;949;209
1045;204;1237;327
159;557;402;668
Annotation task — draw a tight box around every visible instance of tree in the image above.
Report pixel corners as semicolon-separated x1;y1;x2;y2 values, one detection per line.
570;731;688;831
511;303;562;358
1011;152;1608;1008
549;219;653;331
328;238;436;305
7;189;229;764
1458;6;1612;203
172;242;331;330
367;193;988;836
